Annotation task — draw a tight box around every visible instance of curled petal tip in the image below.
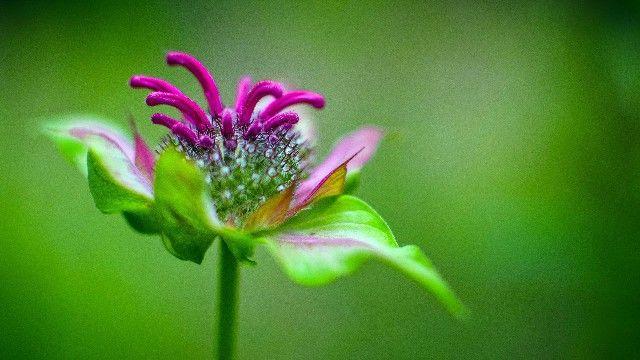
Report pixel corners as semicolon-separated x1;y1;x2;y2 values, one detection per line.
234;76;253;112
130;75;183;94
145;92;162;106
238;80;285;125
303;93;325;109
165;51;183;62
129;75;142;87
145;92;211;132
263;112;300;132
165;51;224;116
260;90;325;119
151;113;178;127
165;51;193;65
129;75;154;89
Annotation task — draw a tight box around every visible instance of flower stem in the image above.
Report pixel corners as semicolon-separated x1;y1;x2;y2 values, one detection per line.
217;240;239;360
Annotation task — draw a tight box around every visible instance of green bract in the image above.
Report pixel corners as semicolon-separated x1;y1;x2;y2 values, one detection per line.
260;195;464;315
44;116;464;317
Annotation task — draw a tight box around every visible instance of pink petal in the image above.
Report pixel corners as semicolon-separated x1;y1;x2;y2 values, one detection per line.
129;117;156;181
259;90;325;119
335;126;383;172
166;51;224;117
294;126;383;204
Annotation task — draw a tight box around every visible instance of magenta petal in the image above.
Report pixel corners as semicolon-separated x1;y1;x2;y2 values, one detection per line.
262;112;299;132
294;127;383;203
150;113;180;129
166;51;224;117
234;76;252;113
260;90;325;119
238;80;285;126
151;113;199;145
197;135;214;148
220;108;234;140
244;120;262;140
146;92;211;132
131;76;196;124
129;75;183;95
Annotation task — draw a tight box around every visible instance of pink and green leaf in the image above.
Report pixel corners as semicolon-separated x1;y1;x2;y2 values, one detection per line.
263;195;465;317
44;117;153;197
288;156;350;216
45;117;156;237
86;147;153;213
85;135;154;202
44;117;136;175
45;118;155;227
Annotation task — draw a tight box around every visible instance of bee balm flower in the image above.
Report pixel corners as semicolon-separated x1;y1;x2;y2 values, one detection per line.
45;52;463;327
129;52;327;223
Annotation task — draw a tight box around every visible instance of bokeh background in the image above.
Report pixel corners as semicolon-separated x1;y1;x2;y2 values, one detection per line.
1;0;639;358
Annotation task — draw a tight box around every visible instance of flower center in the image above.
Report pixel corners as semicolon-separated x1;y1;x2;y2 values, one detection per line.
159;119;311;223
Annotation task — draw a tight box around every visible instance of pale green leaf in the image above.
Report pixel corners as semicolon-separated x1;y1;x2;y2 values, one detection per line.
86;143;153;213
262;195;465;316
44;117;136;176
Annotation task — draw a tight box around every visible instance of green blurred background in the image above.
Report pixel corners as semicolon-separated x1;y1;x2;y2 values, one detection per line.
1;0;639;358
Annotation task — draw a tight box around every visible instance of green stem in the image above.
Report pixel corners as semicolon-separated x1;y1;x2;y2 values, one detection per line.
217;240;239;360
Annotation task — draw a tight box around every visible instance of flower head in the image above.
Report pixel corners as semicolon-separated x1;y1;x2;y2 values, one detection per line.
130;52;325;223
45;51;463;317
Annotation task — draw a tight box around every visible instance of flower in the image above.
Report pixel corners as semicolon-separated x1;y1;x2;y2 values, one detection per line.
45;51;463;316
129;51;349;225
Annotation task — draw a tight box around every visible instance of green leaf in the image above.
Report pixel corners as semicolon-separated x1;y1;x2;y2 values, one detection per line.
153;148;256;263
45;118;158;233
153;148;219;263
87;148;153;213
262;195;465;317
86;143;158;233
123;209;160;234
